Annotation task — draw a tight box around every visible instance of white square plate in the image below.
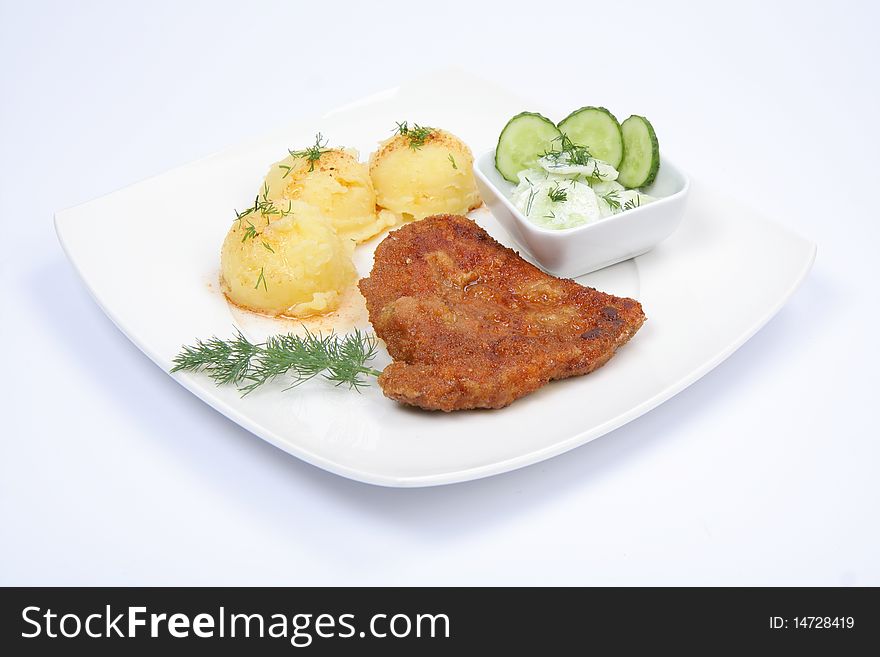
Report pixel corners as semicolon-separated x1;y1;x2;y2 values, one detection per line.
55;70;815;487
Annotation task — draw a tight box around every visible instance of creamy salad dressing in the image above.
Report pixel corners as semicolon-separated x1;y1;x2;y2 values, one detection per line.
510;153;656;230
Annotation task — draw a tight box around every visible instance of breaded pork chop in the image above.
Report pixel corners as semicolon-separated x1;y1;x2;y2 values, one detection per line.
359;215;646;411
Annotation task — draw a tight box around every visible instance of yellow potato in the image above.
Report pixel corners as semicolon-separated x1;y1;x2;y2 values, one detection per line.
263;147;394;243
220;200;355;317
369;128;481;221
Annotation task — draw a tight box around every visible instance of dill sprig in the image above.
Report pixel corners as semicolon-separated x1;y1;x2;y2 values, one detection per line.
254;267;268;291
172;329;383;393
286;133;329;174
448;153;457;169
234;184;292;227
542;133;592;166
525;186;538;215
623;195;641;211
254;267;269;292
171;331;261;387
547;182;568;203
241;219;259;242
395;121;435;149
601;190;621;211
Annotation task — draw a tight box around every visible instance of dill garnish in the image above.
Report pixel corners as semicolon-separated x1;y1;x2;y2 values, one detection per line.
172;329;382;393
623;195;641;211
233;185;292;237
171;331;260;387
525;186;538;215
448;153;457;169
241;220;259;242
542;133;593;166
601;190;621;211
395;121;435;149
286;133;329;173
254;267;268;291
547;182;568;203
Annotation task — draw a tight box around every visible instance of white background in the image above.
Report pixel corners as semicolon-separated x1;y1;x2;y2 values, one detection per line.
2;0;878;585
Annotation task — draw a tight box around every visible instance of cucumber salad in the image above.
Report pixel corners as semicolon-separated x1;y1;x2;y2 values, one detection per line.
495;107;660;230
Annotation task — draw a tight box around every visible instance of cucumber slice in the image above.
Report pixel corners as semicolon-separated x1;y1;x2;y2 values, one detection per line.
557;107;624;168
495;112;561;183
617;115;660;189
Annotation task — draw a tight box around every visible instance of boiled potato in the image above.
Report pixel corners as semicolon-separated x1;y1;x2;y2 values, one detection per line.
263;147;394;243
369;127;481;221
220;201;355;317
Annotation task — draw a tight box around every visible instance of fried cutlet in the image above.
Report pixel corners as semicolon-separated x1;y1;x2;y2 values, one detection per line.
358;214;646;411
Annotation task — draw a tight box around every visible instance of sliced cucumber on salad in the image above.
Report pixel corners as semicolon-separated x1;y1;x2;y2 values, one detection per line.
616;115;660;189
557;107;624;169
494;106;661;193
495;112;561;183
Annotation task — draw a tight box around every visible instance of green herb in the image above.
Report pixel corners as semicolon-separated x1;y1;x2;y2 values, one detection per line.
172;329;382;393
287;133;329;173
233;185;292;228
261;241;275;253
241;220;259;242
254;267;268;291
448;153;457;169
525;187;538;215
623;195;641;211
601;190;621;211
542;134;593;166
395;121;435;149
547;182;568;203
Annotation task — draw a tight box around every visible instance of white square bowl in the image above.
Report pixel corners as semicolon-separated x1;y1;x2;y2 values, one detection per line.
473;150;691;278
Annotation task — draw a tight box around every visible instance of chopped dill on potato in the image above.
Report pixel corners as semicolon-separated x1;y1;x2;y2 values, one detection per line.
233;185;292;229
254;266;268;291
394;121;435;149
448;153;458;169
221;200;355;317
241;219;259;242
286;133;329;173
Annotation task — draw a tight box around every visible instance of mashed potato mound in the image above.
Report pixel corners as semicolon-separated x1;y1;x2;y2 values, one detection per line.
369;128;481;221
220;200;355;317
263;148;394;243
